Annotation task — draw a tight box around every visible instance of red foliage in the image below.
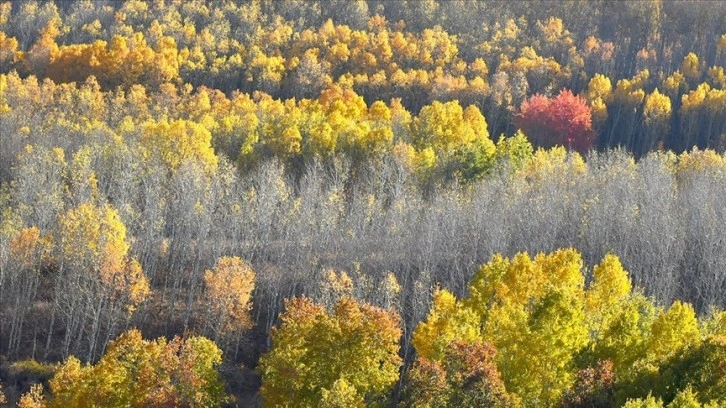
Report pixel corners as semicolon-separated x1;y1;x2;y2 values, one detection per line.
562;360;615;407
405;340;518;406
516;89;595;152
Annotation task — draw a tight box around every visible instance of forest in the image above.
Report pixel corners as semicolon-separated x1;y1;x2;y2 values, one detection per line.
0;0;724;406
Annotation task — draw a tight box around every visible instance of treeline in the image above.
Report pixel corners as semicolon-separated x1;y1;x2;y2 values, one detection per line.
0;0;725;153
2;250;725;407
1;70;726;406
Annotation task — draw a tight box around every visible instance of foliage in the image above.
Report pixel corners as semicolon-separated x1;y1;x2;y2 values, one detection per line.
404;340;520;408
516;89;596;152
411;249;726;407
1;1;726;405
201;256;255;345
258;296;402;407
26;329;228;408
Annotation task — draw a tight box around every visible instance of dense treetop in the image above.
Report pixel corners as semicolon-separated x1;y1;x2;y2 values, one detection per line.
0;0;725;158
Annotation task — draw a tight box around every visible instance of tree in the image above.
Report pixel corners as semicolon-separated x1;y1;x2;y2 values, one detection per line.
585;254;633;339
516;89;595;152
623;395;664;408
412;288;480;361
562;360;616;408
642;88;672;152
3;227;50;358
201;256;255;347
258;296;402;407
404;340;520;408
50;203;150;361
29;329;227;408
320;379;366;408
468;250;589;406
140;118;218;173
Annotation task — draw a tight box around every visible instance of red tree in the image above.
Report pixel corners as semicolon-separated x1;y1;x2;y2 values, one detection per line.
516;89;595;152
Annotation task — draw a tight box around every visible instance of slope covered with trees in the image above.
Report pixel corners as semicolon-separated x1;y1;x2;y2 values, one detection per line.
0;1;725;406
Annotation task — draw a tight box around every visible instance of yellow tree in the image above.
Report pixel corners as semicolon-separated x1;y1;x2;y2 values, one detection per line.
412;288;481;361
586;73;613;129
585;254;633;340
32;329;227;408
681;53;701;84
201;256;255;348
52;203;150;361
411;101;495;182
22;20;60;78
140;118;218;173
642;88;672;150
469;250;589;406
258;296;402;407
607;70;648;150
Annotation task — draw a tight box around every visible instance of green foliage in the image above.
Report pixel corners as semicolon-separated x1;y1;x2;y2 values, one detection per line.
623;395;665;408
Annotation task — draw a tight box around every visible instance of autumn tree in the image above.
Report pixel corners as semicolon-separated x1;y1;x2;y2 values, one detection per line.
404;340;520;408
201;256;255;350
258;296;402;407
28;329;227;408
562;360;616;408
642;88;672;152
466;250;590;406
411;288;480;361
49;203;150;361
140;118;218;173
2;227;51;358
515;89;596;152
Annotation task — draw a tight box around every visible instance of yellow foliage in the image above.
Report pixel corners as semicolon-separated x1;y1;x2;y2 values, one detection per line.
320;269;355;306
140;118;218;172
45;329;227;407
259;296;402;407
648;301;701;364
472;249;588;406
681;53;701;81
586;254;633;335
643;88;672;126
677;148;726;174
18;383;46;408
321;379;366;408
59;203;150;307
412;101;494;162
587;73;613;103
591;97;608;126
707;66;726;88
663;71;687;98
519;146;587;183
203;256;255;337
11;226;51;267
412;289;481;360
